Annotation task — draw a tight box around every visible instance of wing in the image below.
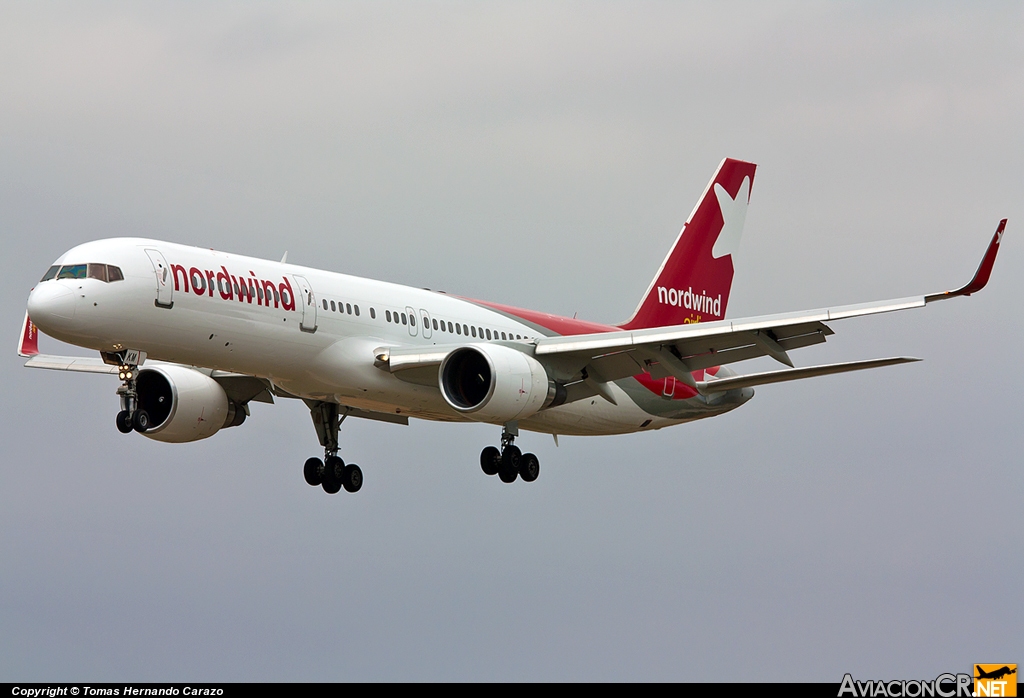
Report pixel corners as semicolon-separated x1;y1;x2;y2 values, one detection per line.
375;221;1003;399
534;220;1006;389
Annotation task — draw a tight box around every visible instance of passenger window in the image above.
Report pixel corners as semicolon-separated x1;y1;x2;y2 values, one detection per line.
478;327;483;338
455;324;461;335
386;310;392;322
354;305;360;316
57;264;87;280
401;313;407;325
448;322;454;333
432;319;438;331
323;299;328;310
471;326;476;337
501;332;506;340
463;324;469;335
486;329;491;340
370;308;375;319
330;300;336;312
346;303;352;315
272;287;279;303
40;266;60;282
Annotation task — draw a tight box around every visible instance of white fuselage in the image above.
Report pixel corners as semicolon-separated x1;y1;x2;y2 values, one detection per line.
27;238;747;436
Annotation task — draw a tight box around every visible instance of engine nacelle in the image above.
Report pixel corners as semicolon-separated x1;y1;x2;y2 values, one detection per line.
439;344;557;423
135;365;245;443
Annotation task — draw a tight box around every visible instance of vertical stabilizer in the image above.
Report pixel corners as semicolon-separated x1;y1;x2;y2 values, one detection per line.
620;158;756;330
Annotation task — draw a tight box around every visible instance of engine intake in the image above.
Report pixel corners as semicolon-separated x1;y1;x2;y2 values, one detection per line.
439;344;559;423
135;365;245;443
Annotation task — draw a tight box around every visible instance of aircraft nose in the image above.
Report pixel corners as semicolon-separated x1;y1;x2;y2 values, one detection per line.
27;282;78;330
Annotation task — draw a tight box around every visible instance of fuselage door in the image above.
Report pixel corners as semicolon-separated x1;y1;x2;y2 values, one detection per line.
293;275;317;333
406;306;418;337
420;309;432;339
144;248;174;309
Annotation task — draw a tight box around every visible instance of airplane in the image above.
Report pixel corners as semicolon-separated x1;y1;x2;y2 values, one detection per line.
18;158;1006;495
975;666;1016;681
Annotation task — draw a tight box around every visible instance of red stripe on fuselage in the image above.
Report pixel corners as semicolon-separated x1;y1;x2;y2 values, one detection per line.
462;297;712;401
464;298;618;336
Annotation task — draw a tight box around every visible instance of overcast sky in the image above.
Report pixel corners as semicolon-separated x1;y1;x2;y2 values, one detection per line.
1;2;1022;682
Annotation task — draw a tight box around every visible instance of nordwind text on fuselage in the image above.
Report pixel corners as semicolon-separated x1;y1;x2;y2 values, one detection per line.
169;262;296;311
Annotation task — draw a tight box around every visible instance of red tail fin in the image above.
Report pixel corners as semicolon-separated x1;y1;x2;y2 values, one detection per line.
619;158;756;330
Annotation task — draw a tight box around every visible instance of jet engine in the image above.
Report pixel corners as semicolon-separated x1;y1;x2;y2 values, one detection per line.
134;365;246;443
439;344;563;423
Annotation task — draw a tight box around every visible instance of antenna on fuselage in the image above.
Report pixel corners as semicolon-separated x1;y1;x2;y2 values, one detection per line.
280;252;288;264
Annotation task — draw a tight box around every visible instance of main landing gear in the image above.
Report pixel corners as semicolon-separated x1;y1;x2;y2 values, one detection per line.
480;422;540;484
301;401;363;495
114;361;150;434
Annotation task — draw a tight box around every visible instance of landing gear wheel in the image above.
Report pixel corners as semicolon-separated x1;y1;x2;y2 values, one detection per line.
322;455;344;494
499;445;521;483
342;464;362;493
116;410;133;434
303;457;324;486
519;453;540;483
480;446;500;476
132;409;150;433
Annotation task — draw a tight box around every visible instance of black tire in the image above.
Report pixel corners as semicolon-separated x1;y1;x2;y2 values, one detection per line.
499;445;521;483
322;455;344;494
132;409;150;433
480;446;500;476
519;453;540;483
342;463;363;493
303;457;323;486
116;410;133;434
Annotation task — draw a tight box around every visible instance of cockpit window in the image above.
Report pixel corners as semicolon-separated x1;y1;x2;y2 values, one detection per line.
57;264;87;279
87;264;108;282
48;263;123;282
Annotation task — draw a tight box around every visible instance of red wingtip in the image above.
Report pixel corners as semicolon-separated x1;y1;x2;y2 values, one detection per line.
926;219;1006;302
958;218;1006;296
18;312;40;357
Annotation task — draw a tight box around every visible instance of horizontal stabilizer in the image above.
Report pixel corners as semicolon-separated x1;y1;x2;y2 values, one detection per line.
697;357;920;393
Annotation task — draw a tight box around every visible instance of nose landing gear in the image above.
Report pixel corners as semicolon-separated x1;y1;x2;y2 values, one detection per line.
303;401;363;495
479;422;540;484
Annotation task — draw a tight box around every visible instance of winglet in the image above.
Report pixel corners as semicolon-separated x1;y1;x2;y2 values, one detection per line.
18;312;39;357
926;219;1006;302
